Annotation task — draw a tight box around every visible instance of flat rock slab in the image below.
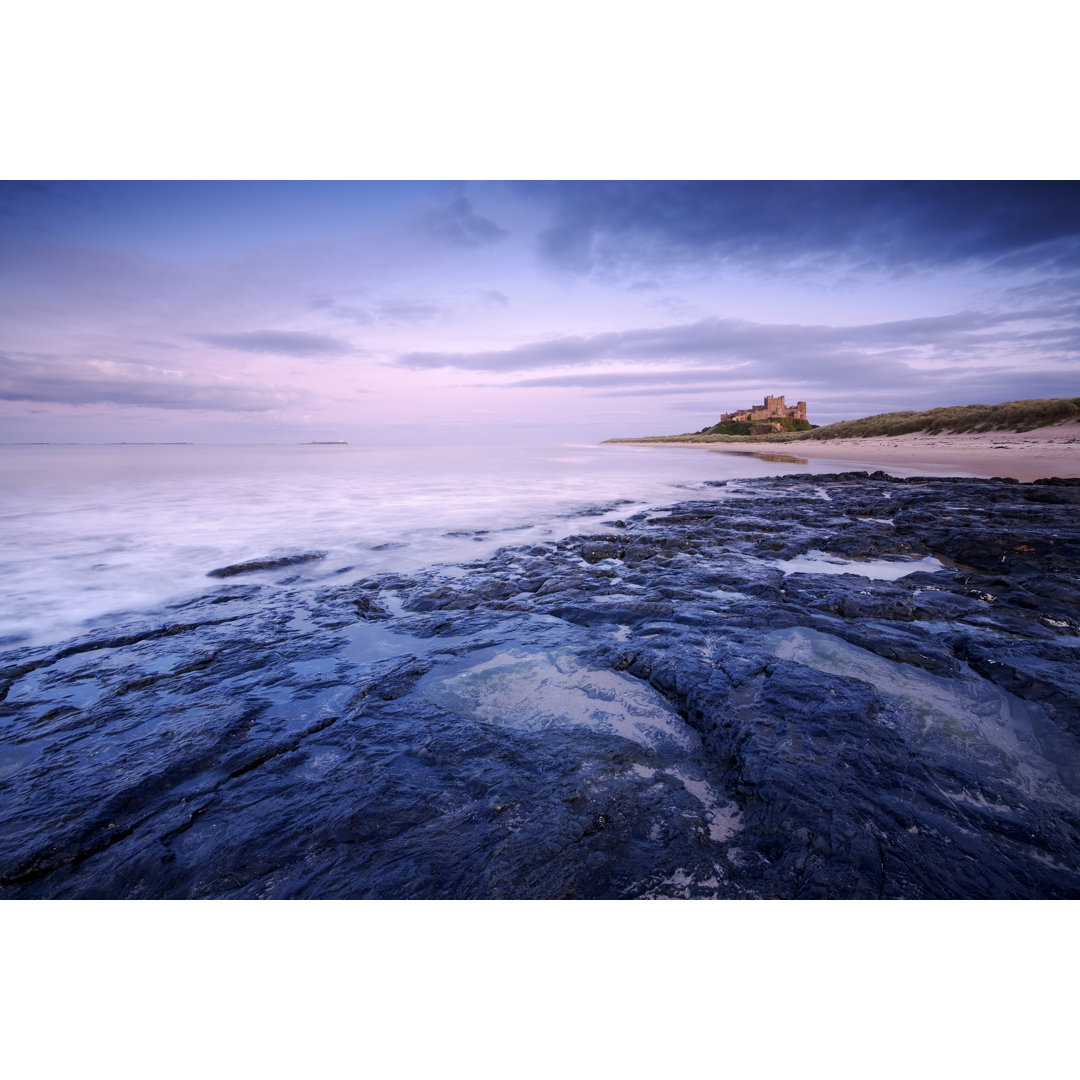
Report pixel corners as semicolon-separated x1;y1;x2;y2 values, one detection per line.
2;472;1079;899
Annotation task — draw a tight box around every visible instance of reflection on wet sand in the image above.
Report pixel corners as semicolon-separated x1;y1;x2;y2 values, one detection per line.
715;450;809;464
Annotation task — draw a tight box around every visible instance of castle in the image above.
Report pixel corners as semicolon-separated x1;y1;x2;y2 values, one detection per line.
720;394;808;434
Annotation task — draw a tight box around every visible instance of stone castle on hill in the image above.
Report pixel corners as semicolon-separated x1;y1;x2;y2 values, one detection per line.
720;394;808;434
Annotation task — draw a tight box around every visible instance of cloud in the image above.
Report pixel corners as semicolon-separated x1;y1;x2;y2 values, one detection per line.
376;300;443;323
418;193;506;248
309;295;444;325
0;352;303;412
512;181;1080;278
401;306;1080;419
593;384;739;398
308;296;375;325
500;367;749;388
399;309;1070;374
325;305;374;325
135;339;185;350
996;274;1080;310
191;330;353;357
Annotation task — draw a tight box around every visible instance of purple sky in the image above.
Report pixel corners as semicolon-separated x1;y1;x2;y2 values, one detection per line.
2;180;1078;444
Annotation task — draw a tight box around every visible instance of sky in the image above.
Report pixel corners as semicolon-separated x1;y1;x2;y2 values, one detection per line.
2;180;1079;444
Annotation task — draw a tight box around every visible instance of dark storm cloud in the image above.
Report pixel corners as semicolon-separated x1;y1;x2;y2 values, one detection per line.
191;330;353;357
0;352;303;412
418;194;507;248
398;308;1072;375
511;181;1080;277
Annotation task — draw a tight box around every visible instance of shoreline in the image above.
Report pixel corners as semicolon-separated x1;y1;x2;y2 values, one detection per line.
4;471;1079;899
611;420;1080;482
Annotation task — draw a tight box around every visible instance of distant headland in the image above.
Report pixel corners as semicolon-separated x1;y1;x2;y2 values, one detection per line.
605;396;1080;445
604;395;1080;481
715;394;811;436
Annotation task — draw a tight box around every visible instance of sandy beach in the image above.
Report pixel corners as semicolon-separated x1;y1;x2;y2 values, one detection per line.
624;420;1080;482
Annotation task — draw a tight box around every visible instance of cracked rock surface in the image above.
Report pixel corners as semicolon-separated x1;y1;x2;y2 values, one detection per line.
2;472;1079;899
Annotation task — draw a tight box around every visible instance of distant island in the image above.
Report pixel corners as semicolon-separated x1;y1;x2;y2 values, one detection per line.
605;396;1080;444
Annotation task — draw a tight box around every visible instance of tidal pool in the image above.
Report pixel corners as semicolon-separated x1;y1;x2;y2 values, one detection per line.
421;645;695;751
773;549;945;580
769;625;1080;797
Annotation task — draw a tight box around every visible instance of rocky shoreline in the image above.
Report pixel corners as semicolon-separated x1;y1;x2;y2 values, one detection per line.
2;471;1079;899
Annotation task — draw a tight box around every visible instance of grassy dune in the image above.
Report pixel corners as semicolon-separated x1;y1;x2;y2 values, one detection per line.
606;397;1080;445
802;397;1080;439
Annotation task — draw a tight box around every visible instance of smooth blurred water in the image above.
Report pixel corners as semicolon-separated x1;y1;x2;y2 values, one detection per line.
0;441;926;648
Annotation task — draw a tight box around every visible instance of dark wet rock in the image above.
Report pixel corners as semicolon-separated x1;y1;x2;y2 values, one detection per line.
3;472;1080;899
556;500;636;519
351;596;392;621
580;539;621;563
207;552;327;578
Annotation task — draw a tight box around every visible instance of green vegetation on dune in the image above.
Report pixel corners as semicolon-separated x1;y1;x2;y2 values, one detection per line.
703;417;814;436
803;397;1080;439
605;397;1080;444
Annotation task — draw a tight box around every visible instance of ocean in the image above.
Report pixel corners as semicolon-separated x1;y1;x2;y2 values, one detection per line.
0;440;943;649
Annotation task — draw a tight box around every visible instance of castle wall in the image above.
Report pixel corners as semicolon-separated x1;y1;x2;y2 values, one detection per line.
720;395;807;425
